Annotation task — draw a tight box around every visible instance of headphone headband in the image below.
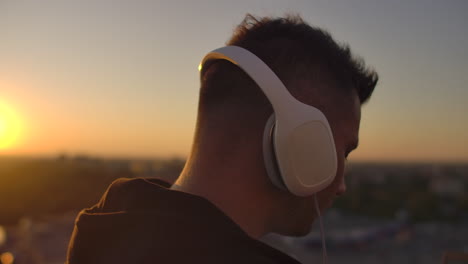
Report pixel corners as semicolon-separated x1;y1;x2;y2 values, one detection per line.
201;46;298;115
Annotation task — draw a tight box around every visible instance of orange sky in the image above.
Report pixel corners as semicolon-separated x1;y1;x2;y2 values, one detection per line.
1;1;467;162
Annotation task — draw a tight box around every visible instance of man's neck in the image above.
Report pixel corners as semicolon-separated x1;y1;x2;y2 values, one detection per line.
173;157;277;239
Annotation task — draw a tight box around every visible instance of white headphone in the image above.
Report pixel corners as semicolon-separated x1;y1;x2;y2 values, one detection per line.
200;46;338;197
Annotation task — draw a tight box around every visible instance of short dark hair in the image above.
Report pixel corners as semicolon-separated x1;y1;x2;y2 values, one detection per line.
199;14;378;116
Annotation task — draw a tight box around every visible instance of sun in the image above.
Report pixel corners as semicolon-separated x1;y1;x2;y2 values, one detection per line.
0;101;22;150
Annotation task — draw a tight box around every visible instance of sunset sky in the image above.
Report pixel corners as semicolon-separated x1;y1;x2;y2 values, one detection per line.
1;0;467;162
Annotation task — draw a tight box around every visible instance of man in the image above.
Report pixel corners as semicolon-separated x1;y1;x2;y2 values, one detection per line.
66;14;378;263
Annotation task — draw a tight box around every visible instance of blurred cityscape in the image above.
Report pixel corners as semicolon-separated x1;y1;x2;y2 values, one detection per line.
0;155;467;264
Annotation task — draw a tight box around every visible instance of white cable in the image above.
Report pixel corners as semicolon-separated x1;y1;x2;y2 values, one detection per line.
314;194;328;264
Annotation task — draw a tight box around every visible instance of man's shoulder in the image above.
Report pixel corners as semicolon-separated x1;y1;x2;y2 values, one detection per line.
87;177;170;212
68;177;302;264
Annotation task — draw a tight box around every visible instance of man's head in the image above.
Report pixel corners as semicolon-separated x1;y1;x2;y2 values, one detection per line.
181;14;378;237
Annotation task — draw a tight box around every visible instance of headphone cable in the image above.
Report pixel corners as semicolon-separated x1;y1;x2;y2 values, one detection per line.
314;194;328;264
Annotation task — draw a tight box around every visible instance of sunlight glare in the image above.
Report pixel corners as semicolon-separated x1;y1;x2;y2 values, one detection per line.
0;101;22;150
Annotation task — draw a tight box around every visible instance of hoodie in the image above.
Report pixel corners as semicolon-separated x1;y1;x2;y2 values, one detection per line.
66;178;301;264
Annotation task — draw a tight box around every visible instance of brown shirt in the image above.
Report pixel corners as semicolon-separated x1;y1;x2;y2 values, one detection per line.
66;178;301;264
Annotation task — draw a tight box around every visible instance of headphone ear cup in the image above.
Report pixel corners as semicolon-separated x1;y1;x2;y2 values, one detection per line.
262;114;288;191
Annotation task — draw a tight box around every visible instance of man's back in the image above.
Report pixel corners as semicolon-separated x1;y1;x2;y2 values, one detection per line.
66;178;301;264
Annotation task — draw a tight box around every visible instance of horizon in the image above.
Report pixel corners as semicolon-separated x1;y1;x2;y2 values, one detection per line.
1;153;468;166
